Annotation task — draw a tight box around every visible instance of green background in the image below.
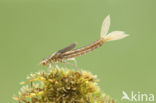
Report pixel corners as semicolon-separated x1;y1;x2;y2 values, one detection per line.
0;0;155;103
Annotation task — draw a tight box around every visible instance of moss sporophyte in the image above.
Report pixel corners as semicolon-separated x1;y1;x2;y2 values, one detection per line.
14;15;128;103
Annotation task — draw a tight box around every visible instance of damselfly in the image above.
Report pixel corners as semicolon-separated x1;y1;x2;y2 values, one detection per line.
40;15;128;67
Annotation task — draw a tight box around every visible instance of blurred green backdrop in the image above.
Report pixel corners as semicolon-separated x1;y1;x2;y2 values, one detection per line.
0;0;155;103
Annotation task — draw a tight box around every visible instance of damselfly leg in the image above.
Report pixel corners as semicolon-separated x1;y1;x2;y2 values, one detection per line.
62;60;80;69
67;58;77;67
48;63;60;69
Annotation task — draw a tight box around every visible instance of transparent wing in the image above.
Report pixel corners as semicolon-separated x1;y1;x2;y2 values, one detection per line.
57;42;77;53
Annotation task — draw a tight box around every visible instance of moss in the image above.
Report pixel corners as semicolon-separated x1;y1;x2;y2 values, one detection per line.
13;68;116;103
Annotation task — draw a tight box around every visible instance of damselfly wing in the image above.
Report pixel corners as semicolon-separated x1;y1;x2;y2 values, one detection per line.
56;43;77;54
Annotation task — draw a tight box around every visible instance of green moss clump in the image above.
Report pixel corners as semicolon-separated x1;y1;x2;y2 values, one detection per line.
13;68;116;103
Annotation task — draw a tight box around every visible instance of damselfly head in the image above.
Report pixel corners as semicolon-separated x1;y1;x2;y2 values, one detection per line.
40;58;49;66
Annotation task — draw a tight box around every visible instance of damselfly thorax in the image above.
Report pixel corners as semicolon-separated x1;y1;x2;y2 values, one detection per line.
40;15;128;67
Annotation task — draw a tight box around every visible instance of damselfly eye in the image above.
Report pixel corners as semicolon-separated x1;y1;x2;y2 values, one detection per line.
40;60;47;66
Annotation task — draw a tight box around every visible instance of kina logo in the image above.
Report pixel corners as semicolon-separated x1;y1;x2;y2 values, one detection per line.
121;91;154;102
